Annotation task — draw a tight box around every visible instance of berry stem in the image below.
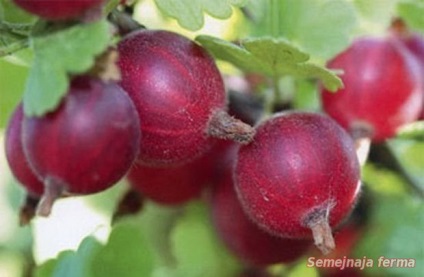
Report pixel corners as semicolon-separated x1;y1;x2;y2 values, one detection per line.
109;9;145;36
354;137;371;167
112;188;144;223
309;218;335;255
207;110;255;144
88;48;121;82
350;125;373;167
19;194;40;226
304;202;336;255
36;177;65;217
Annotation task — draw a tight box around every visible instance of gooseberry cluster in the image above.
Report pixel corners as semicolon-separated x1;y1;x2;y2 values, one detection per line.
4;3;424;274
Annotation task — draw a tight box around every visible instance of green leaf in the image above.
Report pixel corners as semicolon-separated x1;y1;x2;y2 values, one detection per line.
0;58;29;128
396;121;424;141
398;0;424;32
22;20;110;116
0;0;36;23
280;0;357;60
196;35;343;92
91;222;154;277
387;139;424;193
246;0;357;60
362;163;409;196
138;202;182;268
154;0;246;31
171;202;241;277
34;237;102;277
35;252;71;277
355;197;424;276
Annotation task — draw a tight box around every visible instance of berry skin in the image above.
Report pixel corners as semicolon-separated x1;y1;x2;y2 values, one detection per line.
13;0;104;21
5;104;44;197
127;158;211;205
404;34;424;65
22;76;141;216
235;112;361;255
211;160;312;266
118;30;254;166
321;36;423;141
127;139;234;205
403;34;424;119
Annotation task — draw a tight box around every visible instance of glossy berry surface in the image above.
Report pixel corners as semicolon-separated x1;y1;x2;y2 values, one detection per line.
13;0;104;20
211;163;312;266
235;112;360;252
118;30;226;166
321;36;423;141
22;77;140;197
5;104;44;197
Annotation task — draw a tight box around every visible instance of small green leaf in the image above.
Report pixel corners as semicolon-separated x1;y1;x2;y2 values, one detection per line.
0;0;36;23
91;222;154;277
196;35;343;91
34;236;102;277
396;121;424;141
35;252;72;277
398;0;424;32
22;20;110;116
246;0;357;60
171;202;241;277
154;0;246;31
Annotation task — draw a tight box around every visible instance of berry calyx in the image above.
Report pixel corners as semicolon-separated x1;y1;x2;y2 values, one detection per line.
118;29;254;166
321;36;423;141
235;112;361;255
22;76;141;216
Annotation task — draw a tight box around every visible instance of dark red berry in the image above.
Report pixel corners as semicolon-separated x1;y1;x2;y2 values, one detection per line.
235;112;361;255
321;36;423;141
127;161;209;205
127;139;232;205
211;161;312;266
5;104;44;197
118;30;254;166
13;0;104;20
22;76;140;216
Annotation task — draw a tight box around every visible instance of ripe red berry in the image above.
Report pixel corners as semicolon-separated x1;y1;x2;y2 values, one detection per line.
321;36;423;141
211;162;312;266
13;0;104;20
22;76;141;216
118;30;254;166
5;104;44;197
127;139;235;205
127;159;211;205
235;112;361;255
